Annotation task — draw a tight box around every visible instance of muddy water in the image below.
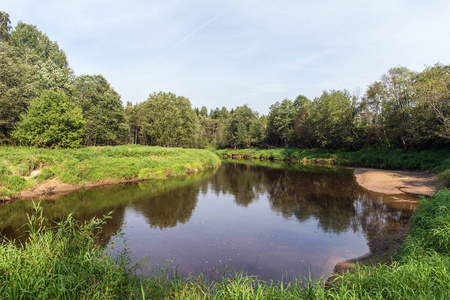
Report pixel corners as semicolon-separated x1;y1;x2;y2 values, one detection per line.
0;161;417;280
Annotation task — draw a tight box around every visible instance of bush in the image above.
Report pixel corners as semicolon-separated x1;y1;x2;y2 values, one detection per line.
12;90;85;148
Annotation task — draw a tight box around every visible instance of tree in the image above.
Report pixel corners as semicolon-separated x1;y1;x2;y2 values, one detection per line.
308;90;355;148
73;75;129;145
358;81;386;147
293;95;313;148
266;99;296;147
413;64;450;145
0;11;11;41
0;41;36;142
221;105;263;148
379;67;416;149
1;17;73;143
12;90;84;148
141;92;199;147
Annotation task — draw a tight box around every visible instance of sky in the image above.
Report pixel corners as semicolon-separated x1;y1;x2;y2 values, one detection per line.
2;0;450;114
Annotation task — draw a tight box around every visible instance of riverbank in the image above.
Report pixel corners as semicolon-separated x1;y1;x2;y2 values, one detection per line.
215;147;450;192
0;145;221;200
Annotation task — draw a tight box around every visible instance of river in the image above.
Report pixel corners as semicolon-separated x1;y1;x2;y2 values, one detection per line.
0;160;417;281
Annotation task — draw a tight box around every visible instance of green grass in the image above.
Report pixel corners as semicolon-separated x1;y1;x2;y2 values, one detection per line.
2;190;449;299
0;145;221;198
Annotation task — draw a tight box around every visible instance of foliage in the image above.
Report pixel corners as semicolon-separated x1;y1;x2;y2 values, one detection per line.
0;12;72;142
140;92;199;148
220;105;263;149
73;74;129;146
11;90;85;148
265;99;296;147
0;11;11;41
1;10;449;155
308;90;356;148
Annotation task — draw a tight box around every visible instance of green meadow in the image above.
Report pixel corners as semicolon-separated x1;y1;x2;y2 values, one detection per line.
0;145;221;198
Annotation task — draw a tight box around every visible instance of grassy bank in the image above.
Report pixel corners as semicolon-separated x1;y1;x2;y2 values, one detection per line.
1;190;449;299
0;145;221;198
215;147;450;185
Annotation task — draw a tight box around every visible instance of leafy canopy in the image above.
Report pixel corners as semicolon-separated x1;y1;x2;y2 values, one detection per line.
12;90;84;148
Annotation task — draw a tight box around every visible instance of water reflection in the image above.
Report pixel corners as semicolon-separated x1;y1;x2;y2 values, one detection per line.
0;161;416;280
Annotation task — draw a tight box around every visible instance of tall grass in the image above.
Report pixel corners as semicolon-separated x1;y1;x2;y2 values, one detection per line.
0;145;221;198
0;202;143;299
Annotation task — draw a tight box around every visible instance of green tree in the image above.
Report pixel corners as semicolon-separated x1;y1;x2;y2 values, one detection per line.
379;67;416;149
11;22;70;71
293;95;313;148
12;90;84;148
358;81;386;147
141;92;199;147
0;11;11;41
221;105;263;148
308;90;355;148
73;75;128;146
1;17;73;143
266;99;296;147
0;41;36;142
413;64;450;145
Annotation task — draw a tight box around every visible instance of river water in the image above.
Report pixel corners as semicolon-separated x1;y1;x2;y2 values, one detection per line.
0;161;417;280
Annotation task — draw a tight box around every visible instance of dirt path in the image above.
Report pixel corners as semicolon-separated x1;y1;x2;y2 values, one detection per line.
352;167;440;197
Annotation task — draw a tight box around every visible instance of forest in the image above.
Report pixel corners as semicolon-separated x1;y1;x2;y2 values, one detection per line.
1;11;449;151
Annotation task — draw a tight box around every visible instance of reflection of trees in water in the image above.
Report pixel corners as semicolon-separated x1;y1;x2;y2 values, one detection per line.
131;185;199;229
0;170;216;241
209;163;266;207
213;163;415;239
351;191;414;240
1;162;416;244
262;167;358;234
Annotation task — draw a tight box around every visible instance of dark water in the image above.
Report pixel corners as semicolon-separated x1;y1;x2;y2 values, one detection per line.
0;161;417;280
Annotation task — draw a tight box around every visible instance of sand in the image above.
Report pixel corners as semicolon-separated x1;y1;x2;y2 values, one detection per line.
352;167;439;197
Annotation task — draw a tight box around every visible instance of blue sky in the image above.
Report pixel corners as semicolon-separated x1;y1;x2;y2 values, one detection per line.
3;0;450;114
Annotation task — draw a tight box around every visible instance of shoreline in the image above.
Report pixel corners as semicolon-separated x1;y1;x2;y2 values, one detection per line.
352;167;440;197
2;159;441;285
329;167;441;281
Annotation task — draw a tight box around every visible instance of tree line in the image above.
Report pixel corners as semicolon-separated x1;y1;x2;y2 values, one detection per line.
1;11;449;150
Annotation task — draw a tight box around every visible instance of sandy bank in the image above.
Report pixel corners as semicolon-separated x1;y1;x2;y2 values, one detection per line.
352;167;439;197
